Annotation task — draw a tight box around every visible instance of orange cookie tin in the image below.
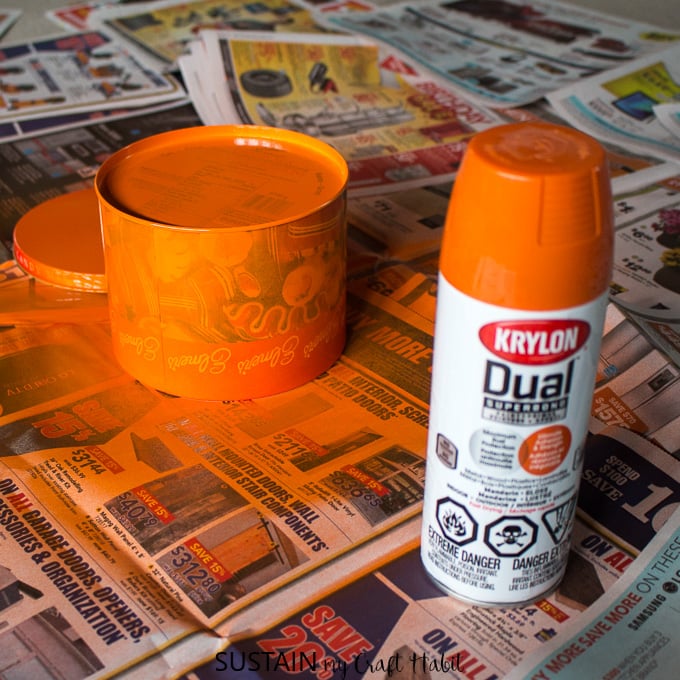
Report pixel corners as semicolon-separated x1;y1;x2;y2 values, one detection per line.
94;125;348;400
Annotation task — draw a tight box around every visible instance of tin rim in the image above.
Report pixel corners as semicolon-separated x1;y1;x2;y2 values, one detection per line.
94;124;349;232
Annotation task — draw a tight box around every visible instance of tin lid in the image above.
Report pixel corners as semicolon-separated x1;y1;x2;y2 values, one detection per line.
95;125;349;230
13;189;106;292
440;122;614;310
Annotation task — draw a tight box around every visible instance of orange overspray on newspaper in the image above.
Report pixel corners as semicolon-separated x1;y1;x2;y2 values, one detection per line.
94;125;348;400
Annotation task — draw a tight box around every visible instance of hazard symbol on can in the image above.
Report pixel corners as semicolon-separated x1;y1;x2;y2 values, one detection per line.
485;516;537;557
436;498;477;546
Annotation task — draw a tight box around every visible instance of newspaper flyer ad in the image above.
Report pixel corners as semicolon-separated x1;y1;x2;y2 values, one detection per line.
0;472;213;679
47;2;171;33
0;7;20;39
547;43;680;163
0;30;185;124
610;173;680;322
347;182;452;259
605;169;680;374
591;306;680;457
91;0;330;68
506;506;680;680
180;29;503;194
327;0;680;108
653;102;680;139
0;97;195;144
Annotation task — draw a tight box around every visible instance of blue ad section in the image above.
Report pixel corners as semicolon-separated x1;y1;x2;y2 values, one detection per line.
187;572;409;679
578;432;680;552
509;512;680;680
379;549;446;602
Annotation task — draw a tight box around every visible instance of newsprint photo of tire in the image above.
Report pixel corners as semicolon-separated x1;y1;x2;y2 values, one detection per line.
239;69;293;98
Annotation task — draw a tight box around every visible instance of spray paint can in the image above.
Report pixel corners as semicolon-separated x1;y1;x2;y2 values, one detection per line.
421;122;614;605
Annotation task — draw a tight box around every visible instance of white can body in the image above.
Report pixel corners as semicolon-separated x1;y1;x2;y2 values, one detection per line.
421;275;608;605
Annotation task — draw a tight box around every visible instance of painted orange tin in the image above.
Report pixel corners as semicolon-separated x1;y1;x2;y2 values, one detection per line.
94;125;348;400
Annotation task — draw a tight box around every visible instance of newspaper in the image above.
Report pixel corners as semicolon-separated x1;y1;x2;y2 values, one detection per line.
178;29;504;194
47;3;110;32
0;7;20;39
46;2;166;33
590;305;680;458
326;0;680;108
506;504;680;680
0;273;435;677
0;29;185;126
547;43;680;163
605;169;680;377
654;102;680;140
610;169;680;322
0;96;200;143
347;181;453;260
89;0;331;69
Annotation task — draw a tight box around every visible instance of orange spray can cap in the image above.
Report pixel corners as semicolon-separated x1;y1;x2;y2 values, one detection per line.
440;122;614;310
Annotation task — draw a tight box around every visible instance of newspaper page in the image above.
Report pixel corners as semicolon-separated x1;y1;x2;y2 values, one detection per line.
607;169;680;372
629;312;680;379
506;505;680;680
326;0;680;108
180;29;504;194
591;305;680;457
0;324;213;679
610;170;680;322
90;0;331;69
653;102;680;140
46;2;168;33
347;181;453;260
0;7;20;39
0;96;197;144
341;138;672;261
0;30;185;124
547;43;680;163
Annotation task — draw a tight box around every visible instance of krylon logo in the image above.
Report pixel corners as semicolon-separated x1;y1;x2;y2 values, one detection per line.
479;320;590;365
